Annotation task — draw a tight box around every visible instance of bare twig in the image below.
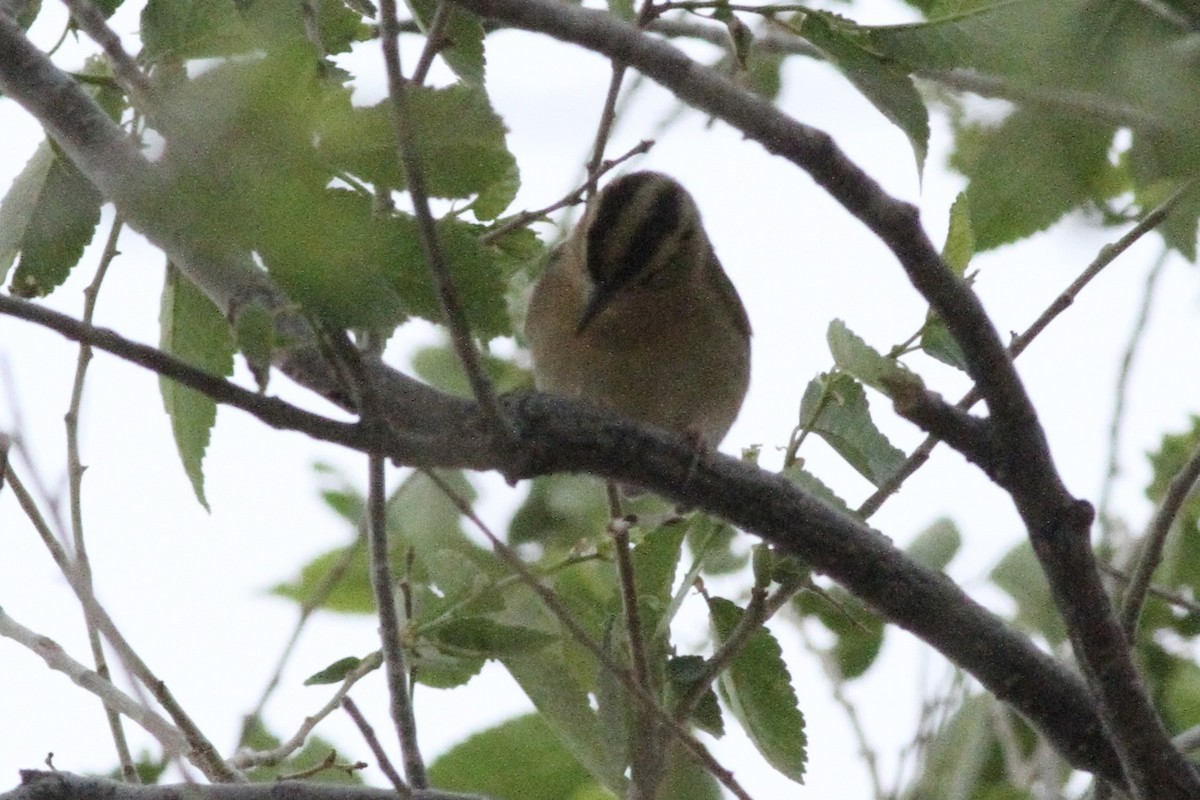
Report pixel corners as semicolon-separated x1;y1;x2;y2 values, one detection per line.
0;606;191;756
63;214;137;783
58;0;153;107
0;295;370;451
1097;251;1168;548
1120;437;1200;638
366;455;427;788
1098;563;1200;617
478;139;653;246
377;0;508;436
411;2;452;85
6;467;241;782
231;653;383;770
246;532;368;724
342;697;409;795
859;181;1196;518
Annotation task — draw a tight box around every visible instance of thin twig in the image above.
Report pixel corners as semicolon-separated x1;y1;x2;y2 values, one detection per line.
64;214;137;783
231;652;384;769
366;455;427;788
6;465;241;782
1119;437;1200;638
377;0;508;436
797;626;884;799
0;605;191;756
58;0;153;107
342;697;410;796
0;295;370;451
858;180;1196;518
1098;562;1200;617
411;2;452;85
1097;251;1168;548
672;580;801;723
478;139;653;246
421;470;756;800
585;63;629;196
245;531;368;724
609;516;662;800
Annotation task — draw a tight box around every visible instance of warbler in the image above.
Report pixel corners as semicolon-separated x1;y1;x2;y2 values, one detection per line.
525;171;751;451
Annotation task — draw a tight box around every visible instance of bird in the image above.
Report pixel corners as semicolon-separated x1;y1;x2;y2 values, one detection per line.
524;170;752;458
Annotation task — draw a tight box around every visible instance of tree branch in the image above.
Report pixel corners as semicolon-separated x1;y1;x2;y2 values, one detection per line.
0;7;1167;791
435;3;1195;794
0;772;487;800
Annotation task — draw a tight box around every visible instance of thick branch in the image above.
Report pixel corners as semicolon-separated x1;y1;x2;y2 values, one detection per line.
0;7;1163;791
436;2;1197;795
0;772;485;800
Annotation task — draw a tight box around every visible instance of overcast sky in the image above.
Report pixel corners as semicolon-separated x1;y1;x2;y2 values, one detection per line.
3;1;1200;797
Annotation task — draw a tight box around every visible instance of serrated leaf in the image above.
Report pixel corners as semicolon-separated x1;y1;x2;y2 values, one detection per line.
428;714;598;800
781;463;852;514
708;596;807;783
508;474;610;549
827;319;919;396
956;109;1114;251
920;314;969;372
159;265;235;510
0;141;55;284
798;370;906;489
5;141;102;298
797;11;929;175
431;617;556;656
906;517;961;572
632;522;687;642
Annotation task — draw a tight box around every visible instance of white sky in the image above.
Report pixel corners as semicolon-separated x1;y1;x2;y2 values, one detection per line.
3;1;1200;797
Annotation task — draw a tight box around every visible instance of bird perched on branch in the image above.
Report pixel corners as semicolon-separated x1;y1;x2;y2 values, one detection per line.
525;171;752;459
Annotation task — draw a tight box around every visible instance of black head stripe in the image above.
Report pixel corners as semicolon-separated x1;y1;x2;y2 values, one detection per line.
586;173;685;290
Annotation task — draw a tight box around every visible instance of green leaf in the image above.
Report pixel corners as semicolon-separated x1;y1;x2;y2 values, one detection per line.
428;714;599;800
4;141;102;298
906;517;961;572
632;522;687;642
402;0;487;85
431;617;556;657
665;655;724;737
304;655;372;685
794;588;884;679
903;693;1020;800
796;11;929;175
781;463;852;514
319;85;519;218
990;542;1066;645
0;141;54;285
827;319;920;396
159;265;235;510
411;341;531;397
708;596;807;784
955;109;1115;251
271;544;373;613
941;192;975;276
798;369;906;489
508;474;610;549
141;0;250;61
